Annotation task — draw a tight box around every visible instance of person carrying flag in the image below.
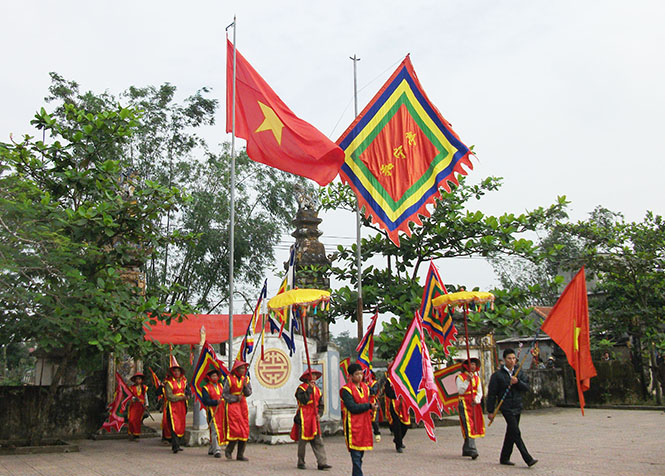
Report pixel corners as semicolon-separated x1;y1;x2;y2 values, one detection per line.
223;359;252;461
455;358;485;459
164;357;190;454
200;368;226;458
127;372;148;441
291;369;332;471
487;348;538;467
340;362;377;476
383;375;410;453
365;370;381;442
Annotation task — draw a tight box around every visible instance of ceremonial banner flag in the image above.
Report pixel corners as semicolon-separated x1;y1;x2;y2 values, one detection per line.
192;343;229;409
226;40;344;186
273;246;296;329
337;55;473;245
433;362;463;413
418;316;443;441
356;311;378;370
101;372;133;432
268;314;295;354
148;367;164;405
148;367;161;390
339;357;351;382
419;261;457;353
238;279;268;361
388;313;444;441
541;267;597;414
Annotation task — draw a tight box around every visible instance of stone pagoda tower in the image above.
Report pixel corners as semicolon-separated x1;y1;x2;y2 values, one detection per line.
289;189;331;351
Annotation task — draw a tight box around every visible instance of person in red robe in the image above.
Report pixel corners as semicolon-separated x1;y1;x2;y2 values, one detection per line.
365;370;381;442
164;356;189;454
127;372;148;440
384;376;411;453
200;368;226;458
223;359;252;461
291;369;332;471
340;362;377;476
456;357;485;459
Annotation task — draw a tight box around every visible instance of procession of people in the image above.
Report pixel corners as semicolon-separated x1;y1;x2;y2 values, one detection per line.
116;348;540;475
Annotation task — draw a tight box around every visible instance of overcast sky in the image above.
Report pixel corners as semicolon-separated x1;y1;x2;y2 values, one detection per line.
3;1;664;335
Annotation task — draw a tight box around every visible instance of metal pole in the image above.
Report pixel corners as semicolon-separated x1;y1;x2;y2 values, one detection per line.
226;16;237;368
350;54;363;341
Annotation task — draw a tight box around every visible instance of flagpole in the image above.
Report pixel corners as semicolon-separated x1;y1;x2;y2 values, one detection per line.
226;16;238;369
350;54;363;341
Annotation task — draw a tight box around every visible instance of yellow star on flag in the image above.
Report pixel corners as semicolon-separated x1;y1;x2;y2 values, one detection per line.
574;326;581;351
255;101;284;145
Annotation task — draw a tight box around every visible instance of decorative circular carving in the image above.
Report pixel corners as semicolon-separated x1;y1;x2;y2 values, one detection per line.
255;348;291;389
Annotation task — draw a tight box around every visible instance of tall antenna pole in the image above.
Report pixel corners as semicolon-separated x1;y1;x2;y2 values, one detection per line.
350;54;363;341
226;16;237;368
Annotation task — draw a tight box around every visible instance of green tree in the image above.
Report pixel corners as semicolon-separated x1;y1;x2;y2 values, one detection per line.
320;177;568;359
330;331;359;360
568;207;665;403
0;103;191;443
492;206;665;403
44;74;311;312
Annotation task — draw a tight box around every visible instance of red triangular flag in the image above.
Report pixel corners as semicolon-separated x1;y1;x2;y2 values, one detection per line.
541;267;597;414
226;40;344;186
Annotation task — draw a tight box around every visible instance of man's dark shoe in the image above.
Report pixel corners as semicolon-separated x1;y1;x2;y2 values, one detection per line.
500;461;515;466
396;447;403;453
172;448;179;454
471;454;479;460
237;456;249;462
527;459;538;468
297;463;306;470
317;464;332;470
400;444;406;449
225;451;232;460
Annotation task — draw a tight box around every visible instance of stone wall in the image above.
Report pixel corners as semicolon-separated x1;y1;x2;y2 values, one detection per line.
0;382;106;441
561;360;643;405
521;369;564;409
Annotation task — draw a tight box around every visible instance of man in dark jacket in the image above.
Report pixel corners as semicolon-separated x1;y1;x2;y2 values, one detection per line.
487;348;538;468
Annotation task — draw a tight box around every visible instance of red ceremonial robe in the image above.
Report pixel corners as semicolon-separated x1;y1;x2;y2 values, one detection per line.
204;381;226;446
127;384;147;436
161;406;171;440
225;375;250;441
164;376;188;437
367;375;379;421
340;381;373;451
385;395;411;426
457;372;485;438
291;383;322;441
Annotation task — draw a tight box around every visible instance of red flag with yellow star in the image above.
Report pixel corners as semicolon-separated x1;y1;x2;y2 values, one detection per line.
226;40;344;186
541;267;597;414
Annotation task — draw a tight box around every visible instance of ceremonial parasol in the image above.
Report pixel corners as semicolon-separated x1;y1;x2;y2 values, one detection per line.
267;288;331;372
432;291;494;363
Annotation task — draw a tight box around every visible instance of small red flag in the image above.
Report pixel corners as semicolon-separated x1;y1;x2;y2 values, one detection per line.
226;40;344;186
541;267;597;414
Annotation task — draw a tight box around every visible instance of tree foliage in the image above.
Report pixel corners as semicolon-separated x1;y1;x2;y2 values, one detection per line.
0;102;194;441
490;206;665;401
321;176;569;359
44;74;312;312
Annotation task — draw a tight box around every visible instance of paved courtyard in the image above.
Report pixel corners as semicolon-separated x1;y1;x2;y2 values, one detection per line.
1;408;663;476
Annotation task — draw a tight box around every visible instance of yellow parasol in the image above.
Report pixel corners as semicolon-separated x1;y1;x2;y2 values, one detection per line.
267;288;331;372
267;288;330;312
432;291;494;309
432;290;495;364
